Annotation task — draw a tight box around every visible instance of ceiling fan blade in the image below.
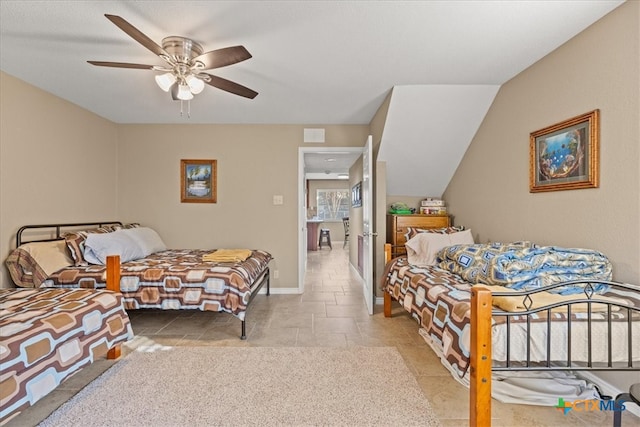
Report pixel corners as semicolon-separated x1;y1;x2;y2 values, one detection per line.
204;74;258;99
104;14;167;57
193;46;252;70
87;61;154;70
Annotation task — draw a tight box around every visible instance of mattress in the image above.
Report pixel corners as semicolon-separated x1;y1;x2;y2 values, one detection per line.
0;288;132;424
41;249;272;320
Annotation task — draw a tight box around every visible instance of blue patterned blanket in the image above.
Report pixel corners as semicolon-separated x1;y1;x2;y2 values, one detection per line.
436;242;612;294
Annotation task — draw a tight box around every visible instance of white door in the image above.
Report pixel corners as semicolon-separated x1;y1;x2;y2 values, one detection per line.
362;135;375;315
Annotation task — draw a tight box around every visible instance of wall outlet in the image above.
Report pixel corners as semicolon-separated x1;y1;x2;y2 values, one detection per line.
273;195;284;205
273;270;279;279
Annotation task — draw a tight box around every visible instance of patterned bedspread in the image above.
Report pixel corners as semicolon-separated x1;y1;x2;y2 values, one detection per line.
41;249;273;320
0;288;132;424
382;256;640;377
437;242;613;294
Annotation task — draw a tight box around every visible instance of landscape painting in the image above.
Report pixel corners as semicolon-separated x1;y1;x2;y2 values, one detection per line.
181;159;217;203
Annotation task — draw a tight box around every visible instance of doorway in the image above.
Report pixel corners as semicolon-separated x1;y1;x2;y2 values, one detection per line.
297;147;363;294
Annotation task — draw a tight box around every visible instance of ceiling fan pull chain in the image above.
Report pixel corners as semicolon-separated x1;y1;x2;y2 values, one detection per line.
187;100;191;118
180;100;184;117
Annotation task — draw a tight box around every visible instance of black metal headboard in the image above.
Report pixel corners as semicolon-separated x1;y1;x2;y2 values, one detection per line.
16;222;123;247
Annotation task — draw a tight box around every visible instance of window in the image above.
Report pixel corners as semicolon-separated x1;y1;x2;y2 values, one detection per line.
316;189;349;221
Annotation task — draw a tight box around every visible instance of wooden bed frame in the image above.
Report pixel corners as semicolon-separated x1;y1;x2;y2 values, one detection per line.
15;221;271;341
383;243;640;426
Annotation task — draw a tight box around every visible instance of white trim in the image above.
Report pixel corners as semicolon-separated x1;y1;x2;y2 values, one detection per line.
298;146;364;297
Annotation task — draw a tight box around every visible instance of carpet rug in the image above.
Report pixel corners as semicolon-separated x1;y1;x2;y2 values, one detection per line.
38;346;441;426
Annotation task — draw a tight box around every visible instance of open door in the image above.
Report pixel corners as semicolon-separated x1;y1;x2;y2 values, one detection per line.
362;135;375;315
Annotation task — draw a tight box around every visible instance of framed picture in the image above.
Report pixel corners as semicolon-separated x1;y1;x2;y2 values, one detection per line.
529;110;599;193
180;159;217;203
352;181;362;208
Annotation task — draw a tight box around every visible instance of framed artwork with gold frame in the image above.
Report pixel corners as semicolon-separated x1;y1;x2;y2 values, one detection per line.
529;110;599;193
180;159;217;203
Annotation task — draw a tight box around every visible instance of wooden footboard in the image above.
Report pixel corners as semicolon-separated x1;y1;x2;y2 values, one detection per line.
470;286;492;427
383;243;401;318
106;255;122;360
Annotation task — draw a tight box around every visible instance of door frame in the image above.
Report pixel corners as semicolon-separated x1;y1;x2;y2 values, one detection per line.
297;146;364;294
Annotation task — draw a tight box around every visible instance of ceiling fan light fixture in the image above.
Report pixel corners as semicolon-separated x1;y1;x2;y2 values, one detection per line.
155;72;177;92
177;83;194;100
186;74;205;94
88;14;258;118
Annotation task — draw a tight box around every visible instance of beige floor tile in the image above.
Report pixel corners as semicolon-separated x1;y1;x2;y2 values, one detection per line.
313;316;360;334
266;310;314;329
325;303;369;320
300;290;338;303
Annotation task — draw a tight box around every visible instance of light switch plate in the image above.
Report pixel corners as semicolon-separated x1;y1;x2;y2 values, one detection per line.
273;195;284;205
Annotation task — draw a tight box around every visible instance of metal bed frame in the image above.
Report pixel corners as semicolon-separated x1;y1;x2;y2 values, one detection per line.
470;281;640;425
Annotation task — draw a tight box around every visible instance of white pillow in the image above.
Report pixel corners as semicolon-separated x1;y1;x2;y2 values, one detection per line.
121;227;167;256
405;229;474;266
83;230;146;265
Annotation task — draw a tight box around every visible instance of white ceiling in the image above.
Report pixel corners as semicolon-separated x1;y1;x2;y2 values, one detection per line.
0;1;624;189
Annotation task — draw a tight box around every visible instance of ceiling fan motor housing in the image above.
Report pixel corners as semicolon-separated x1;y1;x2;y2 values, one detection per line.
162;36;203;65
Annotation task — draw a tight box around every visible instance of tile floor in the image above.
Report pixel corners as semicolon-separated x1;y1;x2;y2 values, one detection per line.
8;246;639;426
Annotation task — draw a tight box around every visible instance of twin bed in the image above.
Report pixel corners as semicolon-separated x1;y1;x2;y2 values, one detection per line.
381;230;640;426
1;221;273;424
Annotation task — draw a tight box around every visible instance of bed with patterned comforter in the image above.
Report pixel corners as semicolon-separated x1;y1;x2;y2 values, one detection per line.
0;288;132;424
41;249;273;321
382;243;640;379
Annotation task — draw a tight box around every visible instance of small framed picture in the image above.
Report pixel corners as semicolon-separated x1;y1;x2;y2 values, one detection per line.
529;110;599;193
352;181;362;208
180;159;217;203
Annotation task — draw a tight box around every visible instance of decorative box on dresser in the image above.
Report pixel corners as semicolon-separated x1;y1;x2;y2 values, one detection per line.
386;214;450;254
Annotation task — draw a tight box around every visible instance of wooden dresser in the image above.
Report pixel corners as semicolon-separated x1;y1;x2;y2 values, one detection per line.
386;214;450;254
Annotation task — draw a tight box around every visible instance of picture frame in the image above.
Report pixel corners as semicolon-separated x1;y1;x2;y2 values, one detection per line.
180;159;217;203
352;181;362;208
529;110;599;193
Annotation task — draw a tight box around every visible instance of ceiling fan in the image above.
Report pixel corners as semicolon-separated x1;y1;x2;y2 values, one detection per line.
88;14;258;106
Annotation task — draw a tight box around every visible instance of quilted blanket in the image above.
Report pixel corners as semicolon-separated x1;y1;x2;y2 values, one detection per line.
41;249;272;320
437;242;612;295
0;288;132;423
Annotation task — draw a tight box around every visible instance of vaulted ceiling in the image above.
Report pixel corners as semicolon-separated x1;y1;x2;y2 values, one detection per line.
0;1;624;194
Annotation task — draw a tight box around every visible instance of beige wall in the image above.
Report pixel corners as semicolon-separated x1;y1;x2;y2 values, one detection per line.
116;124;368;290
444;1;639;284
0;72;119;288
0;71;368;289
442;1;639;391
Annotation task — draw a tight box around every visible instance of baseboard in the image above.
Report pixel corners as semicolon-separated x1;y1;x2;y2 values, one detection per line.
580;371;640;418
